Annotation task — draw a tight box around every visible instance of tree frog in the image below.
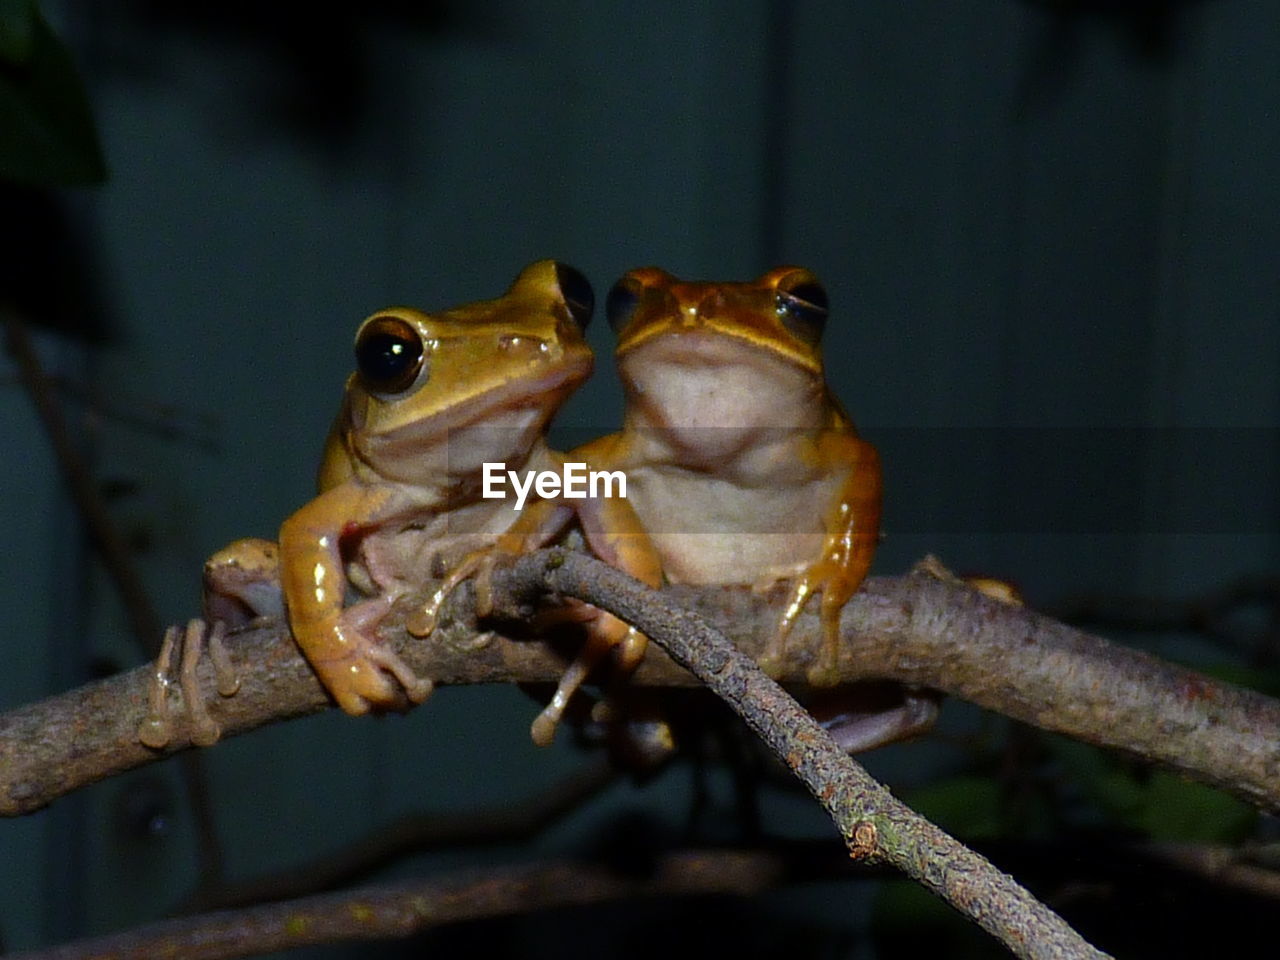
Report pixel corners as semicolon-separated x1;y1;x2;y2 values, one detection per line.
576;267;935;752
585;266;881;677
138;260;596;747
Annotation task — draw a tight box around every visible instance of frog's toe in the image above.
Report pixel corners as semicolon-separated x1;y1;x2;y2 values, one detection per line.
320;646;432;714
753;560;810;596
336;670;394;714
138;619;239;749
755;650;786;677
137;624;180;749
366;643;434;704
805;659;842;687
408;551;493;637
405;604;440;638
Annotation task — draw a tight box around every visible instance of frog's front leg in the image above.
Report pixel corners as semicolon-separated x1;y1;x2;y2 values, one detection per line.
762;437;881;685
279;485;432;714
406;498;575;638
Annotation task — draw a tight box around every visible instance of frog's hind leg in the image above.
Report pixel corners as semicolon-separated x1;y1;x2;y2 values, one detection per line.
527;497;659;746
137;537;278;750
137;619;240;749
529;613;645;748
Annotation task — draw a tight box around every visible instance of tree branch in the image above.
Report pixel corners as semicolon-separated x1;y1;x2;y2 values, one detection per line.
4;312;227;884
10;542;1110;959
489;549;1108;959
5;852;791;960
3;556;1277;819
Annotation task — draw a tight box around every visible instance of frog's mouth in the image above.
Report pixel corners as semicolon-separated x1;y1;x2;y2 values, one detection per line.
355;351;592;477
618;322;822;375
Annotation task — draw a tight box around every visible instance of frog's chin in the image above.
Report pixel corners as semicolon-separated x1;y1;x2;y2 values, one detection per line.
623;352;821;434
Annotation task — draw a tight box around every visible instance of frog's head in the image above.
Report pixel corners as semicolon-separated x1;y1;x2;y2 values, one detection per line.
604;267;832;454
344;260;594;480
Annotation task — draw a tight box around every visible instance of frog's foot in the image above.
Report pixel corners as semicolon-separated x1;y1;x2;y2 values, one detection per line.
756;575;807;676
752;562;814;674
751;560;809;598
314;645;435;715
530;617;646;748
584;696;678;772
137;619;241;749
318;602;434;715
761;566;850;686
407;549;499;637
911;553;958;583
813;685;941;754
913;554;1023;605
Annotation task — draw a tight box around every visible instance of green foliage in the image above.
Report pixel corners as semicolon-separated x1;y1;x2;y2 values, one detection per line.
1049;736;1256;843
1203;662;1280;699
900;776;1009;841
0;0;105;185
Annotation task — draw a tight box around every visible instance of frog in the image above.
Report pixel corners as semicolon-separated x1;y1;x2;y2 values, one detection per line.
137;259;596;748
571;266;936;753
584;266;879;673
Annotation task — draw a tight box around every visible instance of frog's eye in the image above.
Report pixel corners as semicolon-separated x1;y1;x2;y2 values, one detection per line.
775;276;828;346
553;262;595;330
355;316;426;395
606;277;644;334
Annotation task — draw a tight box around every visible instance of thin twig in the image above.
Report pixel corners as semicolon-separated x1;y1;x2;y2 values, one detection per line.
1139;842;1280;900
3;315;163;653
490;548;1109;960
2;313;225;882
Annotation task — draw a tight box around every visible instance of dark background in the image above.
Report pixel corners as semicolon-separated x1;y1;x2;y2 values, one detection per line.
2;1;1277;955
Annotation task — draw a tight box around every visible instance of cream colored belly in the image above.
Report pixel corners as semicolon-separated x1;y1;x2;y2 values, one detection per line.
624;467;841;585
648;531;825;584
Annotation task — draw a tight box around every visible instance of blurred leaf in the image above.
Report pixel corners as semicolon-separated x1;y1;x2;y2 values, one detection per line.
901;776;1007;840
0;0;36;65
1133;771;1255;843
1201;662;1280;698
1050;736;1256;842
0;6;106;185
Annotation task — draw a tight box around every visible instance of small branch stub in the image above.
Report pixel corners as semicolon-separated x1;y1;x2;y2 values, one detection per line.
849;820;878;860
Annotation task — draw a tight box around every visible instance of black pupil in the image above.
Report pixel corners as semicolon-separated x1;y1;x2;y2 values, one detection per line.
356;318;423;393
783;282;828;314
606;281;641;333
777;280;828;344
554;262;595;329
